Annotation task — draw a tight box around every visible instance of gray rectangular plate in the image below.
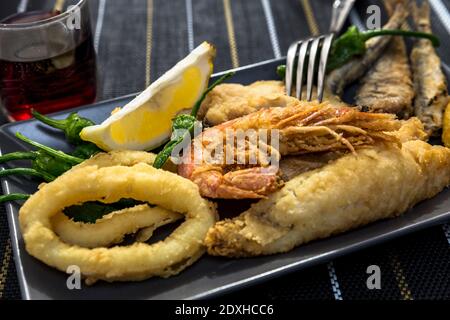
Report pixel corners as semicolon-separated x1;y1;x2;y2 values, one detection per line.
2;58;450;300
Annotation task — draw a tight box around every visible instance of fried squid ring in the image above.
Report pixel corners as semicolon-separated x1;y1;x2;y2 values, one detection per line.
71;150;177;172
19;164;217;283
50;151;181;248
52;204;181;248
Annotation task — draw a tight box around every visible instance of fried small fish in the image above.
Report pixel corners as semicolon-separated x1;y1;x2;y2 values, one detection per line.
355;0;414;117
411;1;449;136
326;3;408;96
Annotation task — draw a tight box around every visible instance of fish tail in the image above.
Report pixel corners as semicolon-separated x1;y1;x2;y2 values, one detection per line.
412;0;431;33
384;0;407;16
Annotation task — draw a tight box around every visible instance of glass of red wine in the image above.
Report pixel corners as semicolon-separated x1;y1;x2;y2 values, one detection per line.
0;0;96;121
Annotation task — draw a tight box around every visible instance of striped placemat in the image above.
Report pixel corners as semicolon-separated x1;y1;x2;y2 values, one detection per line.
1;0;450;300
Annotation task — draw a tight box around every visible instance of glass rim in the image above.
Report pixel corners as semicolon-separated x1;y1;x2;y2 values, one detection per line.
0;0;86;30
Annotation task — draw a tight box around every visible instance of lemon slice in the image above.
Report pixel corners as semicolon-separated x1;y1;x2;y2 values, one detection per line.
80;42;216;151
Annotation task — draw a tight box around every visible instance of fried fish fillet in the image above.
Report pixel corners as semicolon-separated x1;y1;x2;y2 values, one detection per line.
389;117;427;142
198;81;342;126
279;153;342;182
205;122;450;257
411;1;449;136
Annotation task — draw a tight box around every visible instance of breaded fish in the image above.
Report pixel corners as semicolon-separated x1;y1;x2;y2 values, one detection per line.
355;0;414;116
411;1;449;136
198;81;342;126
326;3;408;96
279;153;342;182
205;120;450;257
389;117;428;142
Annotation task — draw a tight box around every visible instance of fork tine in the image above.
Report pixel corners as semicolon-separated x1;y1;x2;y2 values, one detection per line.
317;34;334;102
286;42;300;96
295;40;310;100
306;36;323;101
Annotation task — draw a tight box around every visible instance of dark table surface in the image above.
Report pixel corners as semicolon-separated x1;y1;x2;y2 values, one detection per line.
1;0;450;300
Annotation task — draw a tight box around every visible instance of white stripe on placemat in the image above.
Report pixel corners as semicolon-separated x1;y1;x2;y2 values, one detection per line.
443;224;450;245
17;0;28;13
94;0;106;53
429;0;450;35
442;62;450;76
349;8;365;31
327;261;343;300
185;0;195;52
261;0;281;59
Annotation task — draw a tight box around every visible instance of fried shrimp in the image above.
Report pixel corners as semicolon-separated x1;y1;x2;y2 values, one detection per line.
205;133;450;257
20;163;217;283
179;101;401;199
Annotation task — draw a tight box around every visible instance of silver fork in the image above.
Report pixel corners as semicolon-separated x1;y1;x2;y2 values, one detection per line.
285;0;356;101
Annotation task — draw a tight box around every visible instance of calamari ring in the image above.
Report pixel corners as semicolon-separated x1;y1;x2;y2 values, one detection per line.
51;151;181;248
19;163;217;283
52;204;181;248
84;150;157;166
70;150;177;172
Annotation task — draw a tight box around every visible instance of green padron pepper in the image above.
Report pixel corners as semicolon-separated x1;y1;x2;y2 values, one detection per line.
32;110;94;145
277;25;440;78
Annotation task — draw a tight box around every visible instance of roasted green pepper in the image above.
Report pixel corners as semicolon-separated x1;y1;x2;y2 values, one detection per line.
31;110;95;145
277;26;440;78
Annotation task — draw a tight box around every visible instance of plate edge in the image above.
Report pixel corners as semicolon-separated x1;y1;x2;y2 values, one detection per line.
0;140;31;300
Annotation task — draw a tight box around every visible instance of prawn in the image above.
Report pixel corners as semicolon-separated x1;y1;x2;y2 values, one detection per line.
178;101;401;199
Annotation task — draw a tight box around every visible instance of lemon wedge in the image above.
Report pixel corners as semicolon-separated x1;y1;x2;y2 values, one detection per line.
80;42;216;151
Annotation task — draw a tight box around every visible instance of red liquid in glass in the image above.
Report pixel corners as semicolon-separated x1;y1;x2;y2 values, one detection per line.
0;11;97;121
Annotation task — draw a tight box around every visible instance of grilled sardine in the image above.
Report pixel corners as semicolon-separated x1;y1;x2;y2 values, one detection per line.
326;3;408;96
355;0;414;117
411;1;449;136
